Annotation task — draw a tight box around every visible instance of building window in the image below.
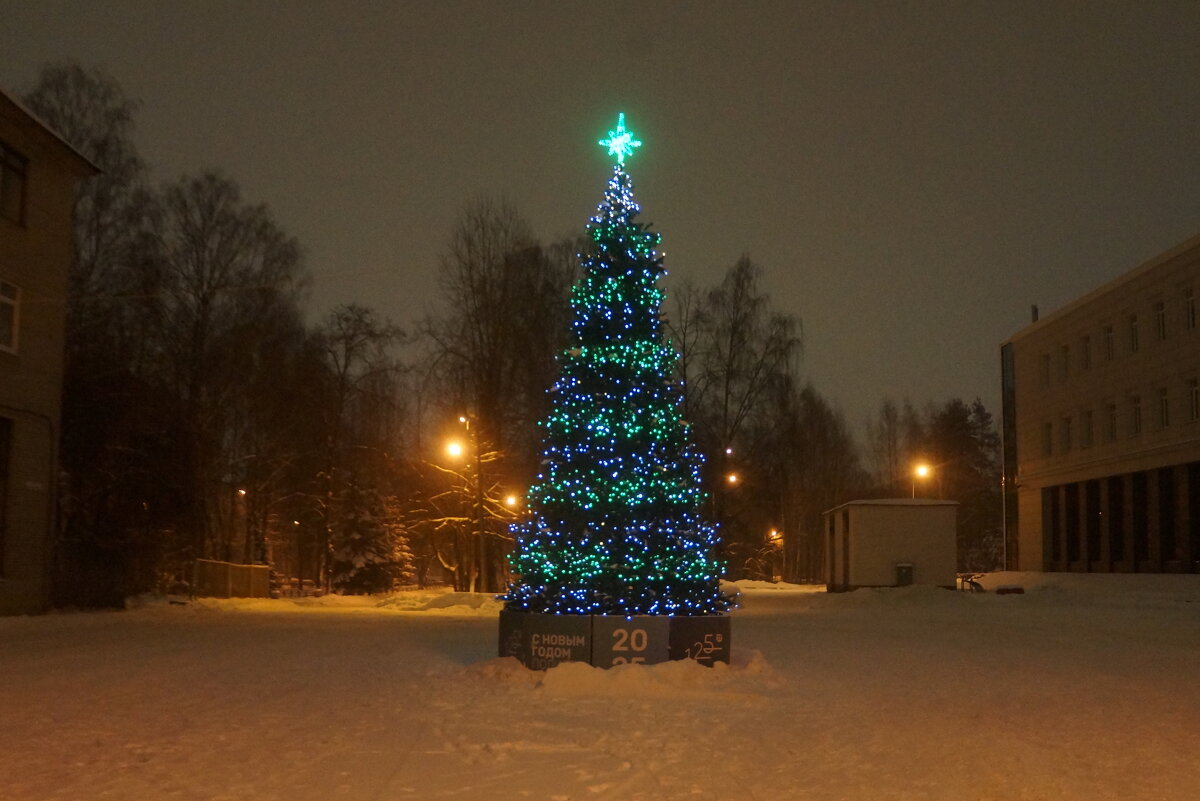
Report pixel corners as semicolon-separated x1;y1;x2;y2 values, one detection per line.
1130;395;1142;436
1189;378;1199;422
0;141;27;224
0;416;10;577
1158;387;1170;428
1059;345;1070;381
1082;409;1094;448
1042;421;1053;457
1040;353;1051;387
1129;315;1139;353
0;279;19;353
1104;325;1115;360
1080;335;1091;370
1061;416;1073;452
1106;403;1118;442
1185;287;1196;331
1154;301;1167;340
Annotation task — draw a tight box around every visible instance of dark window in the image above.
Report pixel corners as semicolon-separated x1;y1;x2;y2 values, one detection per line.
1129;315;1140;353
1046;487;1062;564
1080;335;1091;370
1065;483;1081;563
0;141;27;224
1081;409;1094;448
1154;301;1167;340
1059;344;1070;381
1130;395;1142;437
1188;463;1200;568
0;279;18;352
1085;480;1101;562
0;416;10;576
1158;387;1170;428
1106;403;1119;442
1132;472;1149;562
1042;421;1053;457
1185;287;1196;331
1189;379;1198;422
1159;468;1177;564
1108;476;1125;562
1104;325;1115;360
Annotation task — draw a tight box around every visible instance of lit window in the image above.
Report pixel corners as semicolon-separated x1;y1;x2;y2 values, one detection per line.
1154;301;1167;340
1130;395;1142;436
1158;387;1170;428
0;141;26;224
0;280;18;353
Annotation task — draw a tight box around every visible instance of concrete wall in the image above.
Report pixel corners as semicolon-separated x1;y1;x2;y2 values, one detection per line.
0;91;93;614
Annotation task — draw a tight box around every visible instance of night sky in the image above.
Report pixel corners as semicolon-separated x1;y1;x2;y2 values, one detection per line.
3;1;1199;434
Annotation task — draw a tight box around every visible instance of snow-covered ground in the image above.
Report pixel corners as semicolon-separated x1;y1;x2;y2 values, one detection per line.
2;573;1197;800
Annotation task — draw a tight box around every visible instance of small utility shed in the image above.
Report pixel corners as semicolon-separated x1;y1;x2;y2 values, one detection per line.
823;499;958;591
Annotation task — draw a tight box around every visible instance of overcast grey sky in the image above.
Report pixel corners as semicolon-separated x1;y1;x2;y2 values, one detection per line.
3;1;1199;435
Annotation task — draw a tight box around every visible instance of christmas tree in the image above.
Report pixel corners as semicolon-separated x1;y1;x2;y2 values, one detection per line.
504;114;730;617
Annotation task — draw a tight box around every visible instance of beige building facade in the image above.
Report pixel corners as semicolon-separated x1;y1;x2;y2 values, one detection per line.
1002;233;1200;573
0;88;96;614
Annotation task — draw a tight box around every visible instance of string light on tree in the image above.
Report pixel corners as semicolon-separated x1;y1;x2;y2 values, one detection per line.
503;113;730;617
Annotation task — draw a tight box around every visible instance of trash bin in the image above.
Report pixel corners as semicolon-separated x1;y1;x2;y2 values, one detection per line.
895;562;914;587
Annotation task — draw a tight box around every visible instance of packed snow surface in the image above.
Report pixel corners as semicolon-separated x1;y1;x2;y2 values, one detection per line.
2;574;1198;800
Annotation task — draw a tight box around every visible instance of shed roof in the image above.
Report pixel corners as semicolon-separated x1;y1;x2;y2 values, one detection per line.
822;498;959;515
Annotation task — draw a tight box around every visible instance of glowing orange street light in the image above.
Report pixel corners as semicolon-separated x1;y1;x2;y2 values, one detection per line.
505;494;520;509
912;463;932;498
726;472;740;486
446;440;465;459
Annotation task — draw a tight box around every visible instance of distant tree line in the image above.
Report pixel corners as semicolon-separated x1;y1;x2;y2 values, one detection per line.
26;62;1001;606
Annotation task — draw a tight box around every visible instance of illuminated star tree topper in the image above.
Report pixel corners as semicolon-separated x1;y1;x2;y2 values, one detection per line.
598;111;643;165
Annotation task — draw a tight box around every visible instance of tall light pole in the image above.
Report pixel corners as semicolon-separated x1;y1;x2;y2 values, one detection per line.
912;463;932;498
448;415;486;592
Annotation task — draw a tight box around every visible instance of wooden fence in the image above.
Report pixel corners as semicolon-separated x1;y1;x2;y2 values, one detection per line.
192;559;270;598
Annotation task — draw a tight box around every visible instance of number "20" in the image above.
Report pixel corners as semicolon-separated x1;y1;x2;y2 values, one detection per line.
611;627;647;665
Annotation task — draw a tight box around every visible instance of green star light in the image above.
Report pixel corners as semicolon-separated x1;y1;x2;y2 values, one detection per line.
598;112;643;165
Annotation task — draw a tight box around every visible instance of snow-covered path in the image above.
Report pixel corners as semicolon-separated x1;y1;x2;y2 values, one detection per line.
2;575;1197;800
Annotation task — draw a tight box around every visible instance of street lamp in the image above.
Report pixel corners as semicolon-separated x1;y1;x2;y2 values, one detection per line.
912;463;932;498
726;472;740;486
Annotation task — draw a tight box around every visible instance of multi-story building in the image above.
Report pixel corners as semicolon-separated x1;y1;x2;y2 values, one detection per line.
0;87;97;614
1001;233;1200;573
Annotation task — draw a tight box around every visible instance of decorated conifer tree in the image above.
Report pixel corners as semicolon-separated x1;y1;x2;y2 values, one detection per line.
504;114;730;617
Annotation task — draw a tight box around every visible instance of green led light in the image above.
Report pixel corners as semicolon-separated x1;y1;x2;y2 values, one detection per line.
598;112;642;165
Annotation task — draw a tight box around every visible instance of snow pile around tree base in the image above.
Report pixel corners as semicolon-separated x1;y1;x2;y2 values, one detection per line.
2;573;1197;800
